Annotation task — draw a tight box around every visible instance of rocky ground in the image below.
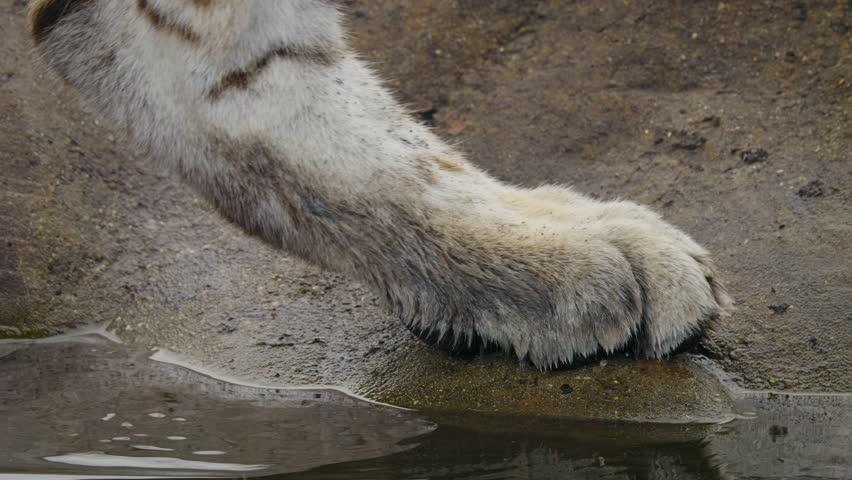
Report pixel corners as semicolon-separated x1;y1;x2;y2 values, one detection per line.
1;0;850;419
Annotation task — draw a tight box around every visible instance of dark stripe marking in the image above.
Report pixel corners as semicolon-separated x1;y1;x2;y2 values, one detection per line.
29;0;93;44
208;45;339;100
137;0;200;44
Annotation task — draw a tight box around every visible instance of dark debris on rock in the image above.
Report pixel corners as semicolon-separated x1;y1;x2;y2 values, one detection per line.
741;148;769;164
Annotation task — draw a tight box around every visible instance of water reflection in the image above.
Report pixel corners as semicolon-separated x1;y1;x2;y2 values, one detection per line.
0;335;848;480
0;336;433;478
270;396;850;480
281;415;725;480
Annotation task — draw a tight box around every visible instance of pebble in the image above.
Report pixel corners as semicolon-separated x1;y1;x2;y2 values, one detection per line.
741;148;768;164
797;180;825;198
768;303;790;314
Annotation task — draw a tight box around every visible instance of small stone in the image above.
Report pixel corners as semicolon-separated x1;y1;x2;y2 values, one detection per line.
700;115;721;127
768;303;790;314
830;21;849;34
671;131;706;150
741;148;768;164
218;323;237;334
797;180;824;198
560;384;573;395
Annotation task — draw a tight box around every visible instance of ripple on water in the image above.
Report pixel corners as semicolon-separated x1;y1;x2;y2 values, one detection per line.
44;453;268;472
130;445;174;452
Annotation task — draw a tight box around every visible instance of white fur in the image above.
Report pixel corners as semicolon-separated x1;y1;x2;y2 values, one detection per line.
29;0;732;368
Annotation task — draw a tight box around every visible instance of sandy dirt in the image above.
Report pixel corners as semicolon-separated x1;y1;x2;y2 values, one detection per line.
1;0;850;417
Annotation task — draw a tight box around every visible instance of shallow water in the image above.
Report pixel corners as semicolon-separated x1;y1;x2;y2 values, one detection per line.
0;334;849;479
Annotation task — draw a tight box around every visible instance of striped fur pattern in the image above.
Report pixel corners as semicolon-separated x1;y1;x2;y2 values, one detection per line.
28;0;732;369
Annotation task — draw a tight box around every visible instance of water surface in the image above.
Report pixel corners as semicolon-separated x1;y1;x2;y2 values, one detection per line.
0;334;848;479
